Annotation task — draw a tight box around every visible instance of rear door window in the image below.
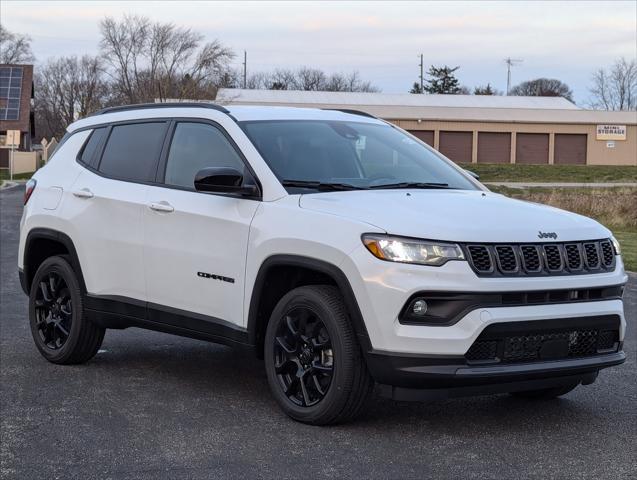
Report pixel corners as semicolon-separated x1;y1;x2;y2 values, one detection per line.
98;122;168;182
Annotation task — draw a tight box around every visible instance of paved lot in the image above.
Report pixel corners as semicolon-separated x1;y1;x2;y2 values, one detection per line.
1;185;636;479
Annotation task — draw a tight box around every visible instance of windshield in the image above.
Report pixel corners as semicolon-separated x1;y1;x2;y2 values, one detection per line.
241;120;478;192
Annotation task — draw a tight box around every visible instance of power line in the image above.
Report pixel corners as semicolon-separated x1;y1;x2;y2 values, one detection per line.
504;57;523;95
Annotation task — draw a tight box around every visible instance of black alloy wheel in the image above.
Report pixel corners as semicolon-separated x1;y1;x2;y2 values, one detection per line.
29;255;105;364
33;271;73;350
264;285;373;425
273;307;334;407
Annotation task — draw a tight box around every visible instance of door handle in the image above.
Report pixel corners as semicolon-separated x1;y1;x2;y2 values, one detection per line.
72;188;94;199
149;201;174;213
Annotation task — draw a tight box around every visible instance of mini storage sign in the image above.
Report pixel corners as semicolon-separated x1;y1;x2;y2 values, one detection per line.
596;125;626;141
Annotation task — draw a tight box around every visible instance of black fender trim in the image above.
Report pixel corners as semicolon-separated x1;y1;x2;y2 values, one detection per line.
23;228;87;294
18;268;28;296
247;254;372;352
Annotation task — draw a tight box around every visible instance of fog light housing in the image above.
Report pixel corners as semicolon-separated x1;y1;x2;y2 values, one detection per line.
412;299;428;315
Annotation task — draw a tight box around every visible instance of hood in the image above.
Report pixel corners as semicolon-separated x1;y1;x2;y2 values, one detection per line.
299;189;609;243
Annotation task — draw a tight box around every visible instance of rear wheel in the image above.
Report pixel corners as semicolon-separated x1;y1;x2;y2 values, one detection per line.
264;285;373;425
509;384;577;399
29;256;105;364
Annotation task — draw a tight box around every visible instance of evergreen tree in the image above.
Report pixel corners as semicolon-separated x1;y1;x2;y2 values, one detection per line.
424;65;461;94
409;82;424;94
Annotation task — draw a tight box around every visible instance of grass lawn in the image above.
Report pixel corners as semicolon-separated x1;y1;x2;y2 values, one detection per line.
0;171;34;181
459;164;637;183
613;230;637;273
490;185;637;271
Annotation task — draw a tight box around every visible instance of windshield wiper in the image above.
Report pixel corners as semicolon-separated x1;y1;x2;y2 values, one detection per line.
281;180;367;191
368;182;450;190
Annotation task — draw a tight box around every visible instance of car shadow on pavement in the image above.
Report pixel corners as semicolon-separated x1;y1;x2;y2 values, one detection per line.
82;328;607;433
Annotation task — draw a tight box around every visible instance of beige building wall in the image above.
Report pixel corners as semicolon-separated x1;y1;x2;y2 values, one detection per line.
390;120;636;166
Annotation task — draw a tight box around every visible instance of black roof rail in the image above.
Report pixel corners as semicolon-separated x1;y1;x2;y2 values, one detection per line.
323;108;377;119
91;102;230;116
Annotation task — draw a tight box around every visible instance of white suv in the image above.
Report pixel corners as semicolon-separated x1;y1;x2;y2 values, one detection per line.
19;103;626;424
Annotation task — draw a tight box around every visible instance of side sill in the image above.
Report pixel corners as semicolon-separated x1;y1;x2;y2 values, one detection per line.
84;294;253;351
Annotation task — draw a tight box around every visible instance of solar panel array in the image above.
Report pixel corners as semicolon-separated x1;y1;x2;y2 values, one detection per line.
0;67;23;121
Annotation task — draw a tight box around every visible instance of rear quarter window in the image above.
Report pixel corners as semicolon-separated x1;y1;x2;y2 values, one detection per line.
98;122;168;182
77;127;107;167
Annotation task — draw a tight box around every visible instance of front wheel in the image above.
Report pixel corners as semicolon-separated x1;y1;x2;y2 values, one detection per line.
264;285;373;425
29;256;105;364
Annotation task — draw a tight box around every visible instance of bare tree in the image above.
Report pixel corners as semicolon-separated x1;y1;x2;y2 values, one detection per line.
99;15;234;103
294;67;327;91
509;78;574;102
242;67;378;92
324;71;376;92
588;57;637;111
35;56;109;139
269;68;299;90
0;24;35;63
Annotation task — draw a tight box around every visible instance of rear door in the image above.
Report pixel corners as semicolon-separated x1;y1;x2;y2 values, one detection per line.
65;121;168;301
143;120;260;330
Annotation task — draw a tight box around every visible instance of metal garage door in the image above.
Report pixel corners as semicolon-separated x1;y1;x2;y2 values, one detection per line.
477;132;511;164
439;131;472;163
409;130;434;146
516;133;549;164
554;134;587;165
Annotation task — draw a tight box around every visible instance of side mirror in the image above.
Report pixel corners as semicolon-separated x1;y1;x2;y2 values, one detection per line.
194;167;258;196
464;169;480;181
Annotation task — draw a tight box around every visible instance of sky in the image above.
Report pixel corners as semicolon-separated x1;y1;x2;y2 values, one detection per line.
2;0;636;104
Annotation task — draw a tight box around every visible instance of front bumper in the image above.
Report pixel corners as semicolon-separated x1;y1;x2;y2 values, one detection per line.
341;246;628;354
364;312;626;400
368;350;625;400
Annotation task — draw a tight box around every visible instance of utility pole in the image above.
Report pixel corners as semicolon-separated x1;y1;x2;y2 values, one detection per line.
504;57;523;95
243;51;247;89
419;53;424;93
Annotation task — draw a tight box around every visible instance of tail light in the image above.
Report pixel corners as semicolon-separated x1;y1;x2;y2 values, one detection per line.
24;179;37;205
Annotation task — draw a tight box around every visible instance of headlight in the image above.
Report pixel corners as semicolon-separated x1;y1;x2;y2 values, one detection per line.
362;234;465;266
611;236;621;255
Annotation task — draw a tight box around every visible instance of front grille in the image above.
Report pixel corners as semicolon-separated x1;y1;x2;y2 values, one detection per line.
597;330;619;351
520;245;541;272
464;239;615;277
466;325;620;364
467;245;493;273
465;340;497;362
495;246;518;272
600;240;614;267
543;245;563;271
565;244;582;270
583;243;600;269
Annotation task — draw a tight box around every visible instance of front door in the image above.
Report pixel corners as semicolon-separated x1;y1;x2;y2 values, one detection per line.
143;121;260;330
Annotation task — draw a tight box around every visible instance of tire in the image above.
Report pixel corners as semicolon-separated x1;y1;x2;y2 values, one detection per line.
509;384;578;399
28;255;105;364
264;285;373;425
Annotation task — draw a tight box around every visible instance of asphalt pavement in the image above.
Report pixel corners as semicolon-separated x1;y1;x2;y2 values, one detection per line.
1;185;635;479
